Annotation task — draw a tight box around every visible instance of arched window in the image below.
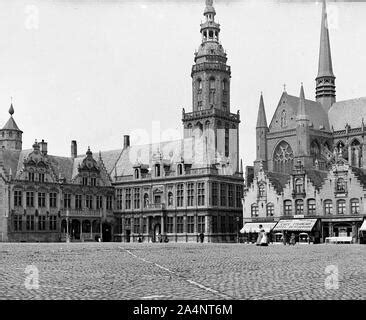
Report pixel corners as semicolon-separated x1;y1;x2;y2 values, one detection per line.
324;200;333;215
197;78;202;91
295;178;304;194
209;77;215;105
337;199;346;214
280;110;287;128
350;198;360;214
266;203;274;217
350;139;361;167
273;141;294;174
251;204;258;217
307;199;316;215
295;199;304;215
258;183;266;198
155;164;161;177
222;79;228;92
336;178;346;192
177;164;183;176
134;169;139;179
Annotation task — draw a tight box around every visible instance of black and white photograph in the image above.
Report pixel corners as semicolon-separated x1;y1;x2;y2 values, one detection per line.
0;0;365;311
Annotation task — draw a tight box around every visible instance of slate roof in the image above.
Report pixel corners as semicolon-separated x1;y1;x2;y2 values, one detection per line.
328;97;366;131
306;169;328;189
269;92;330;132
351;167;366;189
266;172;291;194
2;116;21;131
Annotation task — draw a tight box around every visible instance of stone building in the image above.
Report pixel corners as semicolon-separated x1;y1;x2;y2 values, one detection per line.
0;106;115;242
104;0;244;243
243;0;366;243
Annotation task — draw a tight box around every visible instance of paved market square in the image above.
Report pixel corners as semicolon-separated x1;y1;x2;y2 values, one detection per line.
0;243;365;300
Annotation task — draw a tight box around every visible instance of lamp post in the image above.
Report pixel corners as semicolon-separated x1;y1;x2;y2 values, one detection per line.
236;216;240;243
66;209;70;243
99;209;103;242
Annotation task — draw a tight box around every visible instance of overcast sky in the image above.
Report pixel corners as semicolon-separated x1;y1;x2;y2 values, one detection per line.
0;0;365;168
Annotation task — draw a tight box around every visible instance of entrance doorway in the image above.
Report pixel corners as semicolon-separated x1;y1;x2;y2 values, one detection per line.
71;220;81;240
154;224;161;242
102;223;112;242
125;229;131;242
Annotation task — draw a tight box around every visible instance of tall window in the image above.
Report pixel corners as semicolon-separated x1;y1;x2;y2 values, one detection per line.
251;204;258;217
134;169;139;179
212;216;218;233
49;216;57;231
273;141;294;174
236;185;243;208
38;192;46;208
168;192;173;207
26;215;35;231
280;110;287;128
50;193;57;208
337;200;346;215
133;218;140;234
82;177;88;186
125;188;131;209
176;184;184;207
75;194;82;210
166;217;173;233
14;190;22;207
350;199;360;214
176;216;184;233
26;191;34;207
336;178;346;192
266;203;274;217
228;216;234;233
324;200;333;215
38;215;46;231
116;189;123;210
295;199;304;215
211;182;218;206
63;194;71;209
85;195;93;209
106;196;113;210
187;216;194;233
284;200;292;215
134;188;140;209
220;184;227;206
28;172;35;182
187;183;194;206
39;173;45;183
228;184;234;207
307;199;316;215
96;196;103;209
258;183;266;197
177;164;183;175
143;194;149;208
197;182;205;206
197;216;205;234
14;215;22;231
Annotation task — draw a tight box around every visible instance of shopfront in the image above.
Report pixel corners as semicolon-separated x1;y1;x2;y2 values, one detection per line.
360;219;366;244
272;218;320;244
321;217;364;244
240;222;277;243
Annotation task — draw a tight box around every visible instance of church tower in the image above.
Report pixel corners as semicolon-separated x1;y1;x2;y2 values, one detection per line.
254;93;268;174
182;0;240;172
315;0;336;112
0;102;23;151
296;84;312;168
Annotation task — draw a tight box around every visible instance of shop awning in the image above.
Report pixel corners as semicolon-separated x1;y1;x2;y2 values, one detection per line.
360;220;366;232
240;222;277;233
272;219;318;232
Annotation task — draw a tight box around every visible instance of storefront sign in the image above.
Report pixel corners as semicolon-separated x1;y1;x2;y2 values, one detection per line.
273;219;317;232
240;222;277;233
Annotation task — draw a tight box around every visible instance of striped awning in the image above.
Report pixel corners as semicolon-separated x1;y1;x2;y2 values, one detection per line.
273;219;317;232
360;220;366;232
240;222;277;233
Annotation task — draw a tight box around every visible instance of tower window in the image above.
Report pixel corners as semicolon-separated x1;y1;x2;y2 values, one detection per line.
155;164;161;177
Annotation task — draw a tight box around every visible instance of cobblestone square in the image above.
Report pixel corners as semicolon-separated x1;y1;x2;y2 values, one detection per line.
0;242;365;300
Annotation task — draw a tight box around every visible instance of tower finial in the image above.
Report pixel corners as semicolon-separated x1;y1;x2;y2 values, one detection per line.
9;97;14;116
256;92;267;128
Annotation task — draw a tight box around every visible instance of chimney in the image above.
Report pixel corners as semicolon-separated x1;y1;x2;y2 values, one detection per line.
71;140;77;158
123;135;130;149
40;139;48;155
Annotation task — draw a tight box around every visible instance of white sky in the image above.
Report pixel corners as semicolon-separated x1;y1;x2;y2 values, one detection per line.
0;0;365;168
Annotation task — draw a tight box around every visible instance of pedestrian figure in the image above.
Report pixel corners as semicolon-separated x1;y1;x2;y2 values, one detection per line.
157;233;162;243
290;233;296;245
138;234;142;243
164;235;169;243
199;233;204;243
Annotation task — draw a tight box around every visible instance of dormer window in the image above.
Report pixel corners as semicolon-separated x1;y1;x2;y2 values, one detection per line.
39;173;45;183
177;164;183;176
91;177;97;186
295;178;304;194
155;164;161;177
336;178;346;193
28;172;35;182
135;169;140;179
82;177;88;186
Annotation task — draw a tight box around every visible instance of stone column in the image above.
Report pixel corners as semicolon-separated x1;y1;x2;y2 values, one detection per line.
183;214;187;242
352;222;357;243
121;216;125;242
329;222;333;237
161;215;164;235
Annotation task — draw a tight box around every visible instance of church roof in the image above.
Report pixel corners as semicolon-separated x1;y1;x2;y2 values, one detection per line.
2;116;21;131
269;92;330;132
328;97;366;131
350;167;366;189
267;172;290;194
306;169;328;190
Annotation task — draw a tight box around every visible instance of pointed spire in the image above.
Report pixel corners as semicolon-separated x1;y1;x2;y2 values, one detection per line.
297;83;308;120
9;97;14;116
317;0;334;78
240;159;243;173
256;92;268;128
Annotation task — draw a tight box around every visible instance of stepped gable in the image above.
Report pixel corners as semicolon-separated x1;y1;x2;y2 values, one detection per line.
350;167;366;189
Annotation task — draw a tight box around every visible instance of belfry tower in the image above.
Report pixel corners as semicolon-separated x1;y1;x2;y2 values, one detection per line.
182;0;240;172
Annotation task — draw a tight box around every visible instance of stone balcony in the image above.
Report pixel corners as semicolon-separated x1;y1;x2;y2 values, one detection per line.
182;107;240;123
